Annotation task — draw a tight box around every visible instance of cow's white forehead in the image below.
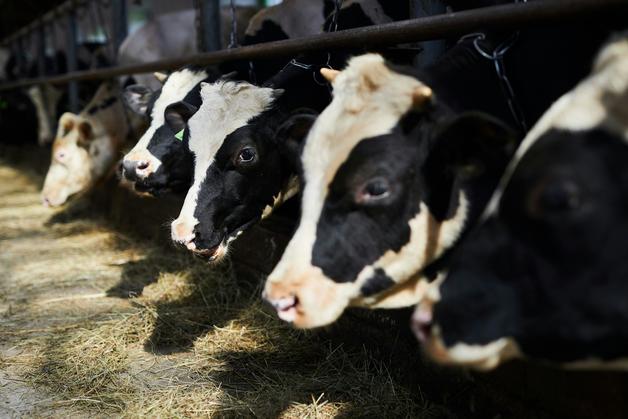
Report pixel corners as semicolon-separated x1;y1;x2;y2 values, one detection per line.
150;69;209;125
484;35;628;218
302;53;424;207
129;69;209;155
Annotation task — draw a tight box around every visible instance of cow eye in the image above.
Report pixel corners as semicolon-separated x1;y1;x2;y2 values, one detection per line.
357;177;391;204
529;179;581;216
236;147;257;165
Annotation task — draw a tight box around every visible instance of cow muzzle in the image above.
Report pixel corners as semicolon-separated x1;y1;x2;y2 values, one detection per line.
171;218;225;262
263;267;355;329
121;158;152;181
121;151;161;183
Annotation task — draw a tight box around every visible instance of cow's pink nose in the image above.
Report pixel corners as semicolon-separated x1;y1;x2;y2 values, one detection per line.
172;219;196;245
42;197;51;207
56;151;66;160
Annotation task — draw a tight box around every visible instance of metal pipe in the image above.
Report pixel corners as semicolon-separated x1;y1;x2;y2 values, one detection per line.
413;0;447;68
66;8;80;112
0;0;626;91
37;24;47;77
198;0;222;52
111;0;128;58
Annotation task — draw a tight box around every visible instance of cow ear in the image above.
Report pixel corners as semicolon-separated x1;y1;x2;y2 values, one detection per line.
423;112;517;219
123;84;153;116
276;112;318;171
164;101;199;134
428;112;517;176
77;120;93;146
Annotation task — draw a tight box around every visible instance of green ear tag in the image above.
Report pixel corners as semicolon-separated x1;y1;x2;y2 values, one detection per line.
174;129;185;141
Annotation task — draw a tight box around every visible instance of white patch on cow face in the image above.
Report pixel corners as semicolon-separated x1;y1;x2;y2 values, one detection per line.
42;82;130;207
123;69;209;177
265;54;434;327
171;80;278;248
484;35;628;219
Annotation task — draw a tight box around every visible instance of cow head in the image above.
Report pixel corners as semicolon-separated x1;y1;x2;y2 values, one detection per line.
413;36;628;369
42;81;127;207
170;80;282;261
121;69;209;196
263;54;516;328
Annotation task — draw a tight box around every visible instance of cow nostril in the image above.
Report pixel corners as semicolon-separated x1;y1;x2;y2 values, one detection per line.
122;160;140;180
42;197;51;207
56;152;65;160
136;161;150;171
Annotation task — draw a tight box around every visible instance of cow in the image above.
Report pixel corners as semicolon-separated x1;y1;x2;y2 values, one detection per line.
168;78;284;260
120;67;218;195
119;0;335;195
119;0;417;198
41;80;142;207
261;15;621;329
412;34;628;370
168;60;331;262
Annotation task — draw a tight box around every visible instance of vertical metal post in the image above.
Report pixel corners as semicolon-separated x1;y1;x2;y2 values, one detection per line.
198;0;222;52
12;39;23;79
66;8;80;112
412;0;447;68
111;0;128;59
37;23;47;77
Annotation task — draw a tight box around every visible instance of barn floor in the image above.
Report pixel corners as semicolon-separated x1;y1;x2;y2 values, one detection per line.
4;148;628;419
0;151;447;418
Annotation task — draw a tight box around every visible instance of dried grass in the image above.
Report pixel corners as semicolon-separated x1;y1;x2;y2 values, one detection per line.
0;155;437;418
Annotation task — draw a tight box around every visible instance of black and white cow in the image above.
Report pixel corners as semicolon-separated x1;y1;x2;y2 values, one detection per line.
120;67;218;195
119;0;332;195
169;61;331;261
119;0;414;197
262;17;620;329
412;34;628;370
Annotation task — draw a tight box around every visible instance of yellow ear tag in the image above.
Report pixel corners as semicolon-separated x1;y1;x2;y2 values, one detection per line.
175;129;185;141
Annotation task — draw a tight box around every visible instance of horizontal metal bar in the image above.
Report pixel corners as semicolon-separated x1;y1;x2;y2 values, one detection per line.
2;0;89;46
1;0;626;92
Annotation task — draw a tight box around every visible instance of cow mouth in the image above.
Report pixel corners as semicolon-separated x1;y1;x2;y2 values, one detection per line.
267;295;300;323
189;243;222;262
411;305;434;343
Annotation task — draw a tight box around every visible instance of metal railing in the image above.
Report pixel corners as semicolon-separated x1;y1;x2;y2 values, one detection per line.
0;0;626;92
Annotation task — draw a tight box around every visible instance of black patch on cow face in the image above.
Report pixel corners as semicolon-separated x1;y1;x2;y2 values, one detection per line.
191;122;290;250
134;124;194;195
311;110;516;288
133;78;210;195
311;118;426;284
436;128;628;362
360;268;396;297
